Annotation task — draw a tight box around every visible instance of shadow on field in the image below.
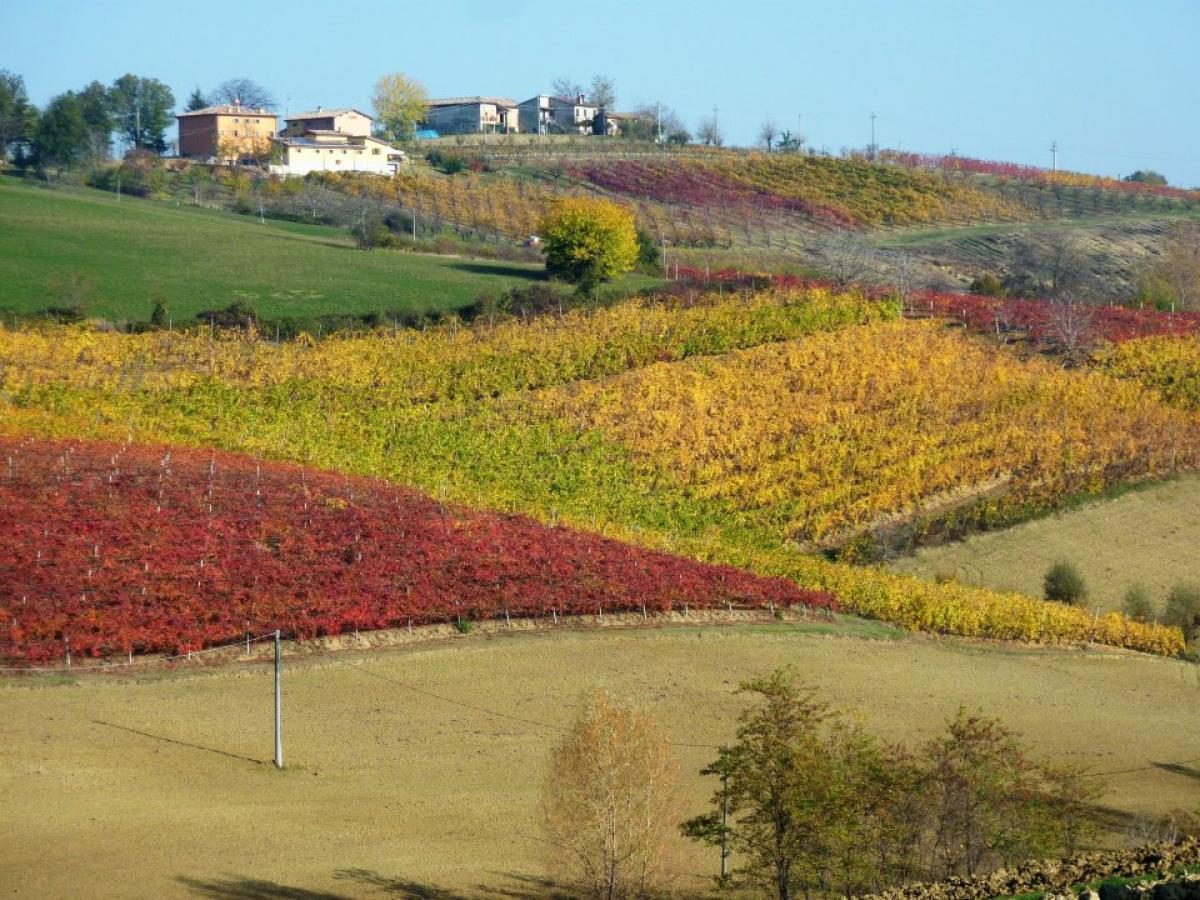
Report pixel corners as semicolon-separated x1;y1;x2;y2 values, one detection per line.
93;719;265;767
177;876;349;899
334;869;558;899
444;261;546;280
1154;761;1200;781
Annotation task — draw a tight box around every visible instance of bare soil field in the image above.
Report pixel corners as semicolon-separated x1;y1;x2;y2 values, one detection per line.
891;477;1200;614
2;620;1199;899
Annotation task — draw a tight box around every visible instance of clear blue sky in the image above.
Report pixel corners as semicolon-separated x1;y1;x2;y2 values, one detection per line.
5;0;1198;185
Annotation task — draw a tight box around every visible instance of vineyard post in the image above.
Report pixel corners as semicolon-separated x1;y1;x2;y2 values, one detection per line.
274;630;283;769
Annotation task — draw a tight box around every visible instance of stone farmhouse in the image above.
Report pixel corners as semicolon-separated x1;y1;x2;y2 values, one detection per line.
422;97;520;135
175;105;279;162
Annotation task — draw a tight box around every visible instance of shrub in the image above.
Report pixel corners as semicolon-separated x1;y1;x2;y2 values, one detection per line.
1122;583;1156;623
1163;584;1200;643
540;196;639;295
1044;561;1088;606
969;273;1006;297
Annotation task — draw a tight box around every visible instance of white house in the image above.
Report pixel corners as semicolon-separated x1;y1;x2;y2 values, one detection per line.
269;131;405;176
517;94;600;135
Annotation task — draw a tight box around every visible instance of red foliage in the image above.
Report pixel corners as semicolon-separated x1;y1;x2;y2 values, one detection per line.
0;437;833;665
565;160;857;228
668;267;1200;344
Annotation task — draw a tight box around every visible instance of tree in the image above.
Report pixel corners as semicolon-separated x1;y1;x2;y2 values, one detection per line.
149;298;170;330
551;76;583;100
211;78;274;110
35;92;90;171
589;76;616;110
1144;222;1200;311
1043;295;1098;360
0;70;37;160
372;73;428;143
1043;561;1088;606
1163;583;1200;644
623;103;684;142
541;689;678;900
1006;233;1090;300
1125;170;1168;186
758;119;778;152
683;670;833;900
697;115;724;147
185;87;209;112
817;234;873;288
108;74;175;153
77;80;114;168
1122;583;1155;624
540;197;639;294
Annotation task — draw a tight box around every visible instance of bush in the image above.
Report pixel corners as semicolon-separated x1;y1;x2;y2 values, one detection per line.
969;273;1006;297
1044;561;1088;606
1163;584;1200;643
540;196;639;295
1122;583;1156;623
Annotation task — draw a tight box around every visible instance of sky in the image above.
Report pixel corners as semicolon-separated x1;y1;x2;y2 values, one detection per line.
4;0;1199;185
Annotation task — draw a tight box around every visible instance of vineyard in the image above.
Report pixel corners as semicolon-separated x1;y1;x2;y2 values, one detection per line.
0;285;1192;656
0;436;827;664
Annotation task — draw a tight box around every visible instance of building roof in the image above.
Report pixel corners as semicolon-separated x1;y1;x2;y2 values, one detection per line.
426;96;519;109
176;104;277;118
286;108;373;121
274;134;402;152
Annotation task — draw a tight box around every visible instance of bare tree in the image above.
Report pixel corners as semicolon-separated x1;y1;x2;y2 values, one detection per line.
1007;232;1091;300
1043;294;1098;362
551;76;583;100
212;78;275;110
697;115;724;147
817;234;872;288
542;690;678;900
758;119;778;152
589;76;616;110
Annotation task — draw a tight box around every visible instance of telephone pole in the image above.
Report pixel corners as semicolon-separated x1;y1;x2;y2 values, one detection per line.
869;111;878;158
1050;141;1059;178
273;629;283;769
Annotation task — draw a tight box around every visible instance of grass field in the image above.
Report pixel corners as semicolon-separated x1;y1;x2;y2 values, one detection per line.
0;178;595;322
890;477;1200;614
2;619;1199;899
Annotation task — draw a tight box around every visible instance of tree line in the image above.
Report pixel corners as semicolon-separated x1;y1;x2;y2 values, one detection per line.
544;669;1100;900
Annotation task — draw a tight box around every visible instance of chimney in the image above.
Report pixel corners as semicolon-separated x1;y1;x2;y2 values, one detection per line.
317;105;323;112
577;93;586;104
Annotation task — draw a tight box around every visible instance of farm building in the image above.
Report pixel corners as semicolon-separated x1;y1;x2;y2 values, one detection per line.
281;108;374;138
423;97;520;134
517;94;600;135
268;131;405;176
175;105;279;162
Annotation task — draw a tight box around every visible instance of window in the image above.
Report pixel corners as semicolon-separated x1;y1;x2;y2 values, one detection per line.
233;130;239;137
372;148;380;155
233;118;240;123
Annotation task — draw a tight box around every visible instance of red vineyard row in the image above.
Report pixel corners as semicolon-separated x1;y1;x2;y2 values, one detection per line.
0;437;833;665
565;160;858;228
669;267;1200;344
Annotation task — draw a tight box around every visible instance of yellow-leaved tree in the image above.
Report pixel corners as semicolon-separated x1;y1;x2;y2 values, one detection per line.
371;73;428;144
541;689;678;899
540;197;639;294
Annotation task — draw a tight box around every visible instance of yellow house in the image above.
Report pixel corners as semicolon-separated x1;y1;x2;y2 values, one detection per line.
176;105;279;162
269;131;406;176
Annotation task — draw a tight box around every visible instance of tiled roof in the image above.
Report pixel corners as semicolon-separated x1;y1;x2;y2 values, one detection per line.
176;105;276;118
287;108;373;121
427;96;519;108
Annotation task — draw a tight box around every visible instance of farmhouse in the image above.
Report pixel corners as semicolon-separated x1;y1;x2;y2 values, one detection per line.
517;94;599;135
281;107;373;137
423;97;520;135
268;131;405;176
176;105;279;162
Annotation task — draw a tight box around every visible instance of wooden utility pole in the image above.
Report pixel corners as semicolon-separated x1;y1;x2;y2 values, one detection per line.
720;750;731;883
273;629;283;769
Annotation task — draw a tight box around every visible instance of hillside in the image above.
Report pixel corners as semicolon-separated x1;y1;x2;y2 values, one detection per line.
0;177;551;323
1;285;1189;655
0;436;824;664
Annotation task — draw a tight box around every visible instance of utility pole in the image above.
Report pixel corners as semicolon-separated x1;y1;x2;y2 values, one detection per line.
273;629;283;769
1050;141;1059;178
719;748;731;884
869;111;877;158
797;113;803;151
656;101;663;144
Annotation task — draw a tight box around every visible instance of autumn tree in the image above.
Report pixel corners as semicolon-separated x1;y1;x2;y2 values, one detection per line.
541;690;678;900
540;197;639;294
372;73;428;143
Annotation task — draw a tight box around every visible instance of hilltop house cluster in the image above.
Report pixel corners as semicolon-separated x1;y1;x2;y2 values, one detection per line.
174;92;627;176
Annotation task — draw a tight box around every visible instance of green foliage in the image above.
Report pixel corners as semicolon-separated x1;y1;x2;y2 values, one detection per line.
454;619;472;634
1122;583;1156;624
1125;170;1169;187
969;273;1006;297
107;73;174;153
682;672;1098;898
1044;561;1088;606
0;69;37;159
1163;584;1200;643
185;88;208;112
635;227;661;274
148;298;169;330
35;92;90;169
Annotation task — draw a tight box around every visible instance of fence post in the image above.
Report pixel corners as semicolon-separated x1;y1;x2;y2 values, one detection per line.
274;629;283;769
